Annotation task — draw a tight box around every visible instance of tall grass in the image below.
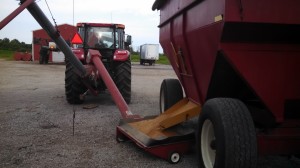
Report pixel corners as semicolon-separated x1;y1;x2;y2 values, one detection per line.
0;50;14;60
131;54;170;65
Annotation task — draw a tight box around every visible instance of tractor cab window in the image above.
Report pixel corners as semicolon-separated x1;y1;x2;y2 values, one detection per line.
116;29;125;49
87;27;115;49
76;27;85;48
115;31;119;49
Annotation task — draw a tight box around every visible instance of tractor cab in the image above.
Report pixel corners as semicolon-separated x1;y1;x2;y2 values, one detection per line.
69;22;132;104
72;23;132;63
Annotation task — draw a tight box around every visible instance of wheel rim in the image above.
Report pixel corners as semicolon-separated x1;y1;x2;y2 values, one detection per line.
170;152;180;163
201;119;216;168
117;136;124;142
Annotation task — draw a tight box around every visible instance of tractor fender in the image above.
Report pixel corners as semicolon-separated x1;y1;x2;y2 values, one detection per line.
113;49;130;61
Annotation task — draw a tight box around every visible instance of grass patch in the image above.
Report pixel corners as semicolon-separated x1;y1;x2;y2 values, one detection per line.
130;54;140;62
0;50;15;60
0;50;171;63
131;54;170;65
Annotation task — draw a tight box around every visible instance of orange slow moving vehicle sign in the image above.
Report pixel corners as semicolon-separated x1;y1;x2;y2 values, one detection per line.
71;32;83;44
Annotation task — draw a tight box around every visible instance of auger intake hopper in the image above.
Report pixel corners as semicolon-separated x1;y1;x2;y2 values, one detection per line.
117;98;200;163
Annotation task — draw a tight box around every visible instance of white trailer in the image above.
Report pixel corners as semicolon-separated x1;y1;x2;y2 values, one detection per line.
139;44;159;65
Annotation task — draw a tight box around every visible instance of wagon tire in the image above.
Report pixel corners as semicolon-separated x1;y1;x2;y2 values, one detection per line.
116;135;128;143
197;98;257;168
114;60;131;104
65;59;86;104
159;79;183;113
168;152;181;164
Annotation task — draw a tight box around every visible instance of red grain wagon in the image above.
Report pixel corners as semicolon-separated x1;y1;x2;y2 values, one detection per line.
152;0;300;167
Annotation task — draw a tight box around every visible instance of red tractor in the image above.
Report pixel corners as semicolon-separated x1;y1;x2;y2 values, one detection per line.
67;23;132;104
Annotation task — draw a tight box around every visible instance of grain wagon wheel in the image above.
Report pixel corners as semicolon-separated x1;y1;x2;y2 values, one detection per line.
197;98;257;168
159;79;183;113
116;133;129;143
168;151;182;164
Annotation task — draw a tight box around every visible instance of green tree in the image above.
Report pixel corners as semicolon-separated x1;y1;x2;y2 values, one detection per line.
0;38;31;52
10;39;21;51
0;38;10;50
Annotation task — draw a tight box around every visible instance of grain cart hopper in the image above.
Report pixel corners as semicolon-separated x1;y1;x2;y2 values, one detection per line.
149;0;300;167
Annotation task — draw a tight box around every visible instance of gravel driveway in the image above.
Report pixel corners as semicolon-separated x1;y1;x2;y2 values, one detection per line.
0;60;299;168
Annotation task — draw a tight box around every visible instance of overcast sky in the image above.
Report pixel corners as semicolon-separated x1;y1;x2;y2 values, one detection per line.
0;0;161;51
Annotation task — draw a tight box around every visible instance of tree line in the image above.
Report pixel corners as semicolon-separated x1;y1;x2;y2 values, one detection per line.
0;38;31;52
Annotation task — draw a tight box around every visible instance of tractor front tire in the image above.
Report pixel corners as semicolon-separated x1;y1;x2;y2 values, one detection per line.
114;60;131;104
65;60;86;104
197;98;257;168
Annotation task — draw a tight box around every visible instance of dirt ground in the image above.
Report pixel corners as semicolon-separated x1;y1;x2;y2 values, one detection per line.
0;60;299;168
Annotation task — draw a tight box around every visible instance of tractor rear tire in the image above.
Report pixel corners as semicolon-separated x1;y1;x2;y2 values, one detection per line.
197;98;257;168
45;55;49;64
114;60;131;104
39;55;43;64
65;60;86;104
159;79;183;113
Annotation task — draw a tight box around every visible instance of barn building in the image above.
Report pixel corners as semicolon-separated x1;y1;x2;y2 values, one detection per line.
32;24;77;62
